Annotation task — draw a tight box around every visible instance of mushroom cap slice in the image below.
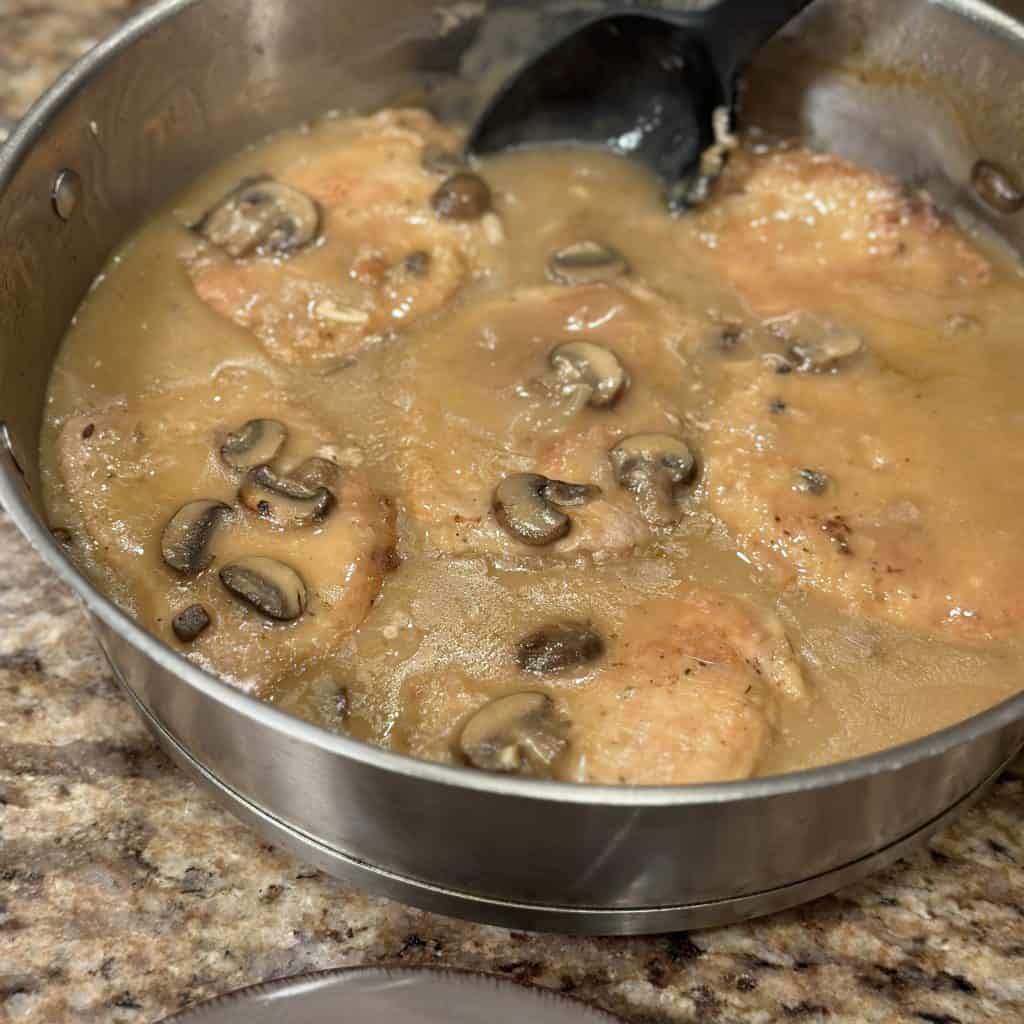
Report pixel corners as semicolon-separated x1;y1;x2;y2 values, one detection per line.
972;159;1024;214
219;556;307;621
161;499;232;576
515;621;605;675
765;312;865;374
540;478;602;508
219;418;288;472
609;433;696;526
492;472;600;546
289;456;340;489
195;177;321;258
789;329;863;373
239;464;335;527
172;604;211;643
548;341;628;409
430;172;493;221
795;468;829;495
547;240;629;286
458;692;568;776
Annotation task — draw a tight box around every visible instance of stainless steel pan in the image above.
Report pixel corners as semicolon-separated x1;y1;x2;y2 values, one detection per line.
2;0;1023;935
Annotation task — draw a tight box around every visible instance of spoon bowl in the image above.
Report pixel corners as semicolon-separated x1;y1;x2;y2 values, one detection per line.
468;1;815;208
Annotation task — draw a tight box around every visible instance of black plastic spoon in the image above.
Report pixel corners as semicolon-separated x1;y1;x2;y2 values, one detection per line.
468;0;815;209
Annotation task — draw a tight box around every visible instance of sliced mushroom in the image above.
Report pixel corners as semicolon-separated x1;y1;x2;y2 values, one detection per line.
289;456;340;489
161;500;231;575
795;468;829;496
609;434;696;526
458;692;568;776
515;621;605;675
194;177;321;258
239;464;334;527
172;604;211;643
493;473;600;546
431;172;492;221
219;418;287;472
540;478;601;507
546;241;629;286
219;556;306;621
788;329;863;373
420;143;465;178
548;341;628;409
971;159;1024;215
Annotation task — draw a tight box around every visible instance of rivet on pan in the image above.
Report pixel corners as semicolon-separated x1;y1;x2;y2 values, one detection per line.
51;169;82;221
971;159;1024;215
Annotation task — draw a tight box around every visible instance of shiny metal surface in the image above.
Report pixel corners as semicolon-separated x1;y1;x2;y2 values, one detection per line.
157;967;626;1023
1;0;1023;934
127;678;1016;933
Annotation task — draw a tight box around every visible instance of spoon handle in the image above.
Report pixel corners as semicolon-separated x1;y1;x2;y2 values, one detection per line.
704;0;816;82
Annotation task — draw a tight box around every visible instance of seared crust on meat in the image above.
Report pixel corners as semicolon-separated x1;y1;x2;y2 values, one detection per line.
694;146;992;319
565;588;804;784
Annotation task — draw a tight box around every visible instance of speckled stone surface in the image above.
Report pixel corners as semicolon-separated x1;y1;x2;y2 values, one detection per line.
2;3;1024;1022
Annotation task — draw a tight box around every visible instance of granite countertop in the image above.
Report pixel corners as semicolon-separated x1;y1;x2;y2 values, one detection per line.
2;3;1024;1022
